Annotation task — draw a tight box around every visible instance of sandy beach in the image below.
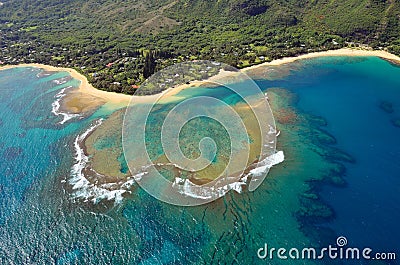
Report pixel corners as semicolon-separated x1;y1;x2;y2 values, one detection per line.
0;63;132;113
129;68;245;104
132;48;400;104
243;48;400;72
1;48;400;110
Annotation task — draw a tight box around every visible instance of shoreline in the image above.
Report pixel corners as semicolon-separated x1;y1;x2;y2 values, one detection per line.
129;48;400;104
129;68;243;104
242;48;400;72
1;48;400;108
0;63;132;105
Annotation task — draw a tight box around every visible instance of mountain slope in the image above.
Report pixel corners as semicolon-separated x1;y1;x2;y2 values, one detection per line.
0;0;399;94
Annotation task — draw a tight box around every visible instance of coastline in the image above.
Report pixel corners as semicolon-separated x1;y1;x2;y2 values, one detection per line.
131;48;400;104
1;48;400;108
0;63;132;105
129;68;243;104
243;48;400;72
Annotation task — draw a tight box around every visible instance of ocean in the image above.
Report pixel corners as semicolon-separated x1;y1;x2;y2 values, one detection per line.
0;57;398;264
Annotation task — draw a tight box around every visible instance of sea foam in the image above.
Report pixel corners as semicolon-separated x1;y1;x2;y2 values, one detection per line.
69;119;125;204
170;151;285;200
51;86;80;124
69;119;144;205
68;116;284;204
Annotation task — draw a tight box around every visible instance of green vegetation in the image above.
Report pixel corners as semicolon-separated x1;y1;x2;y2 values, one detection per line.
0;0;399;94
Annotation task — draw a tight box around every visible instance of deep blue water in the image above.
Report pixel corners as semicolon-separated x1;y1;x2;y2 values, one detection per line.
258;56;400;256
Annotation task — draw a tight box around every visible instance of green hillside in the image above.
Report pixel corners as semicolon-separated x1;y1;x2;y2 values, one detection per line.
0;0;399;94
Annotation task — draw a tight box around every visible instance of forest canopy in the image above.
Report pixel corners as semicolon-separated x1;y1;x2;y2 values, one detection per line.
1;0;399;94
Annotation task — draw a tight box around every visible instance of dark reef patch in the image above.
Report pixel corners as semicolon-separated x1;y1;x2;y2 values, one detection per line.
304;114;329;127
379;101;394;114
297;195;335;224
323;163;347;187
391;118;400;128
311;128;337;145
319;146;356;164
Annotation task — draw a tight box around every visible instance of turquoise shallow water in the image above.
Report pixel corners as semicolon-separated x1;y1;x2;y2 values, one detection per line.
0;57;399;264
0;67;81;224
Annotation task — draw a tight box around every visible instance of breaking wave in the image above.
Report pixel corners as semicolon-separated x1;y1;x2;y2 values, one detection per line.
69;119;143;205
51;86;80;125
